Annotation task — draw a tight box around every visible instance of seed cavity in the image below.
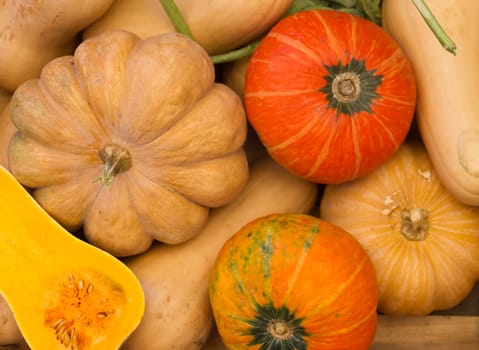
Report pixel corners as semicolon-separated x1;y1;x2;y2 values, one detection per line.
43;271;127;350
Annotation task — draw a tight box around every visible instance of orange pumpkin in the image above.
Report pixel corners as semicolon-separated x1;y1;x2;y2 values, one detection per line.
319;142;479;315
209;213;378;350
244;9;416;184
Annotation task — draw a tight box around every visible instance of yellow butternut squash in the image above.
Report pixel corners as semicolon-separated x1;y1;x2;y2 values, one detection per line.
382;0;479;205
0;165;145;349
0;0;114;92
83;0;293;55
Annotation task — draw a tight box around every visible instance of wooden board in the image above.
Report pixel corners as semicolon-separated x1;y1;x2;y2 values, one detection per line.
203;283;479;349
204;316;479;349
372;315;479;350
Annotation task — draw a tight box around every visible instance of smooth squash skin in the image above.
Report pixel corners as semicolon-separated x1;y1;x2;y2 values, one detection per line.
0;165;145;350
0;0;114;92
122;156;318;350
83;0;293;55
0;90;13;169
382;0;479;205
0;297;22;346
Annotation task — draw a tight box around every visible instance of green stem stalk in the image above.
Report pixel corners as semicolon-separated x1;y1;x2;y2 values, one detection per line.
159;0;194;39
210;41;260;65
411;0;456;55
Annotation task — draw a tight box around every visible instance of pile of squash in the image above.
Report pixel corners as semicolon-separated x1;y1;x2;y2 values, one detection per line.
0;1;479;349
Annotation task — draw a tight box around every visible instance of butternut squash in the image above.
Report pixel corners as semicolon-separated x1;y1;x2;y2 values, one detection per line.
382;0;479;205
0;165;145;349
0;92;15;169
0;297;22;346
220;55;251;100
122;155;318;349
0;0;114;92
83;0;293;55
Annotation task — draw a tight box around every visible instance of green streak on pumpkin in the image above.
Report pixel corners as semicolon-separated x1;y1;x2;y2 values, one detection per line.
304;223;319;250
261;227;274;281
228;259;249;299
320;57;383;117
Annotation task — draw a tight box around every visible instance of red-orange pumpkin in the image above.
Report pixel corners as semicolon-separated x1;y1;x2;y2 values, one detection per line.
209;213;378;350
244;9;416;184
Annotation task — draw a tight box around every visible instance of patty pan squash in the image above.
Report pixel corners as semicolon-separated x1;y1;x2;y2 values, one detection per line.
7;29;249;257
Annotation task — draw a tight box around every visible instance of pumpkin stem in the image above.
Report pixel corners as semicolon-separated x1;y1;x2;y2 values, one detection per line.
411;0;456;55
268;319;293;340
96;144;132;186
332;72;361;103
400;207;429;241
158;0;195;39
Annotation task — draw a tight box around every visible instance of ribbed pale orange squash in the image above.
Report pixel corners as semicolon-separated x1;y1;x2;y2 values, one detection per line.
209;213;378;350
0;165;144;350
7;29;248;257
320;142;479;315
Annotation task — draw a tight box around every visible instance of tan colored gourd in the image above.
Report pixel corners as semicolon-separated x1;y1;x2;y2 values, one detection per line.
0;164;145;350
220;55;251;100
320;142;479;315
7;29;248;257
0;89;13;168
83;0;293;55
382;0;479;205
0;296;22;346
121;155;318;350
0;0;114;92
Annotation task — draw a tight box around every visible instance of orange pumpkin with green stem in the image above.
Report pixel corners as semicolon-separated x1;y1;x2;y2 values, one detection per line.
209;213;378;349
244;9;416;184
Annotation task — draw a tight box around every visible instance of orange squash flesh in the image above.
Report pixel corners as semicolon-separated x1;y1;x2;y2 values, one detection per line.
0;165;145;350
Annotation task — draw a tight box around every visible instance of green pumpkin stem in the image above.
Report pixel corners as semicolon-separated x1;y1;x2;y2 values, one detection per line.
95;144;132;186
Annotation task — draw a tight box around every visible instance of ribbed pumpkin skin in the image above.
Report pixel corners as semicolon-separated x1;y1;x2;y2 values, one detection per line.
244;9;416;184
320;143;479;315
209;213;378;350
7;30;248;257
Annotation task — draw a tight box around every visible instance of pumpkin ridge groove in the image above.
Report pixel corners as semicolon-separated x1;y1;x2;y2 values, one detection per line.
267;32;323;66
36;79;101;152
268;114;318;153
366;109;402;149
311;10;343;62
282;223;318;305
303;256;369;318
351;116;362;179
70;59;111;138
305;115;340;178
